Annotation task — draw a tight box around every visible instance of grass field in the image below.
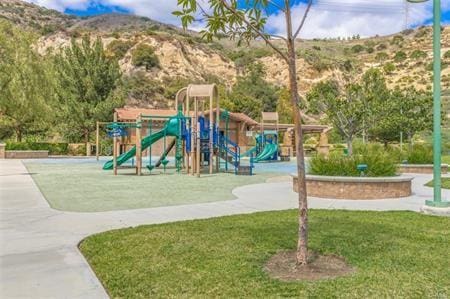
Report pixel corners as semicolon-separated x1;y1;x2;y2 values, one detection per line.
80;210;450;298
427;178;450;189
25;161;281;212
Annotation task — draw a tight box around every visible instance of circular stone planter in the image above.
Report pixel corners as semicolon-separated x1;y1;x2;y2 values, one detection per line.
398;164;448;174
292;174;413;199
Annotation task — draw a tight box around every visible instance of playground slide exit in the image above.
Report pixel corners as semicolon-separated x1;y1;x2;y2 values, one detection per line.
254;143;278;162
103;118;179;170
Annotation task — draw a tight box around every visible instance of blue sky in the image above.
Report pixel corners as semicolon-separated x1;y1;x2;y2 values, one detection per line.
26;0;450;38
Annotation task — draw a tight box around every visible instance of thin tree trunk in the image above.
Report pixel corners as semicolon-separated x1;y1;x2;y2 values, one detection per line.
284;13;308;265
16;129;22;143
347;138;353;156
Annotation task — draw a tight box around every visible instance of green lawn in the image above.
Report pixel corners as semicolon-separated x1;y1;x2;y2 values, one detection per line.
80;210;450;298
25;161;280;212
426;177;450;189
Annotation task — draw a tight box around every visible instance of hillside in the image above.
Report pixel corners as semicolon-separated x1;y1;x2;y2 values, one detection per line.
0;0;77;34
2;0;450;113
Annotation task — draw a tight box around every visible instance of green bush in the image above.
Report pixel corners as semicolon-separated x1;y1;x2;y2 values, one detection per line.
309;147;397;177
131;44;159;70
444;50;450;59
410;50;427;60
107;40;135;59
394;51;407;62
383;62;396;74
6;142;69;155
351;44;365;53
404;144;433;164
375;52;389;62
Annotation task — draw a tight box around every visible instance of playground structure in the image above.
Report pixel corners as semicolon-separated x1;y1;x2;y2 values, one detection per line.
101;84;253;176
243;112;283;162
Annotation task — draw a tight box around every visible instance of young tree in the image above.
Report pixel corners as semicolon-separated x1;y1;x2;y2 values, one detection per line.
0;21;54;141
307;80;365;155
175;0;313;265
53;36;122;145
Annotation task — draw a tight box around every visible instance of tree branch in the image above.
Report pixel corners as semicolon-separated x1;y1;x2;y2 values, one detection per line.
293;0;312;40
218;0;289;61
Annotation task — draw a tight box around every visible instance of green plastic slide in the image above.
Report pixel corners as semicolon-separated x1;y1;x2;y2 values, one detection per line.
103;117;180;170
254;143;278;162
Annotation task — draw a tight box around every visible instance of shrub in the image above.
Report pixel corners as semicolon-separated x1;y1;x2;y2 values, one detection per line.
309;150;397;177
351;44;365;53
383;62;396;74
5;142;69;155
391;35;404;46
410;50;427;60
394;51;407;62
131;44;159;70
107;40;135;60
404;144;433;164
375;52;389;62
444;50;450;59
376;43;387;51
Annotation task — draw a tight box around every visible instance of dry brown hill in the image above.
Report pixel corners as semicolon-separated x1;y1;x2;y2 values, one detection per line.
2;0;450;110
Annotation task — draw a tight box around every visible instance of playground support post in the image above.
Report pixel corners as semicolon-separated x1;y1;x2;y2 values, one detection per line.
113;112;118;176
209;92;213;174
96;121;99;161
195;97;201;178
136;114;142;176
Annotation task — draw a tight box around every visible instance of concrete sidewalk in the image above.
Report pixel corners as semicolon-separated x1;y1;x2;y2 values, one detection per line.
1;160;448;298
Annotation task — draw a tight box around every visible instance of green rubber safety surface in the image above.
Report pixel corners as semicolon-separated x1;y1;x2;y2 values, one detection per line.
79;210;450;298
25;161;279;212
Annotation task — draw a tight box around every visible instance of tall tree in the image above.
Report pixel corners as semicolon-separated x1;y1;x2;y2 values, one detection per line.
307;80;365;155
0;21;54;141
175;0;313;265
370;88;433;146
53;36;122;144
226;62;278;119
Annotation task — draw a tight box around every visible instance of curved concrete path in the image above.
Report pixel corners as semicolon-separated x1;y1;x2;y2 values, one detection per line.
1;160;448;298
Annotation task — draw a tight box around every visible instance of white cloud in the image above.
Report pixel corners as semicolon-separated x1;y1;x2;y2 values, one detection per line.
23;0;448;38
27;0;91;11
267;0;434;39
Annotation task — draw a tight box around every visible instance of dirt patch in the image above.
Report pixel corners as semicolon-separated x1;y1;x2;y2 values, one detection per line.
264;250;355;281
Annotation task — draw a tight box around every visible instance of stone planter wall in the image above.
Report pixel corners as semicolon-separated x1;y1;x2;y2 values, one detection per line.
5;150;49;159
398;164;448;174
293;174;413;199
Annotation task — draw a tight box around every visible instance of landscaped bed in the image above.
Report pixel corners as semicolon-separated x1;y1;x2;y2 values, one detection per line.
79;210;450;298
24;161;281;212
303;148;412;199
426;177;450;189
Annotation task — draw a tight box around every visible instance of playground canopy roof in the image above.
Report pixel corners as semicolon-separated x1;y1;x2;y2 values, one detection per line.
114;108;330;134
115;108;259;126
204;109;259;126
115;108;178;121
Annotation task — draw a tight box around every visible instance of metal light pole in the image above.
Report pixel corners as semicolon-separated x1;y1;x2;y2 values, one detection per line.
407;0;449;207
